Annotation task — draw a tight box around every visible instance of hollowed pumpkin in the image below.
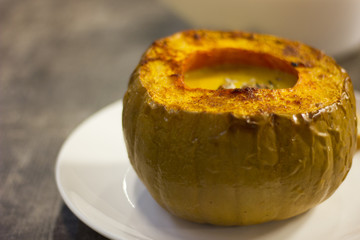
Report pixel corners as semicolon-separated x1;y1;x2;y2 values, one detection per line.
122;30;357;225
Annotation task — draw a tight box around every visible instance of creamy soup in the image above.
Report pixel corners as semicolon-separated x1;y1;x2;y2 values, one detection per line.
184;64;297;90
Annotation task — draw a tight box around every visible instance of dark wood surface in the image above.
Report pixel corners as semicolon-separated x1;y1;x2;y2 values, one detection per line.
1;0;359;239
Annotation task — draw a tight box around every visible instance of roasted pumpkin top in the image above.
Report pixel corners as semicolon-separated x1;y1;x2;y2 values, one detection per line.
137;30;350;116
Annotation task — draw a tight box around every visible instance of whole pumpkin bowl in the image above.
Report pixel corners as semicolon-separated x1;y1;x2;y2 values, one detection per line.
122;30;357;226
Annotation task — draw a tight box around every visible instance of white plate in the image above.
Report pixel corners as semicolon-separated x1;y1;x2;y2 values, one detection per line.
56;92;360;240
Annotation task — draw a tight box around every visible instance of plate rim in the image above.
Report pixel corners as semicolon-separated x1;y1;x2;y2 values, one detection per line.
55;100;127;240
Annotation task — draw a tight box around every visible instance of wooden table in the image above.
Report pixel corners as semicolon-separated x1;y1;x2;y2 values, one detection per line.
1;0;359;239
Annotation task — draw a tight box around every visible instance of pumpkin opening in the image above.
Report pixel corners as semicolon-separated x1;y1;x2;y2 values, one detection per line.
182;49;298;90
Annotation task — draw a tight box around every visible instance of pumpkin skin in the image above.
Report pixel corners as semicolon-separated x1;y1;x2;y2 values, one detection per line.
122;30;357;225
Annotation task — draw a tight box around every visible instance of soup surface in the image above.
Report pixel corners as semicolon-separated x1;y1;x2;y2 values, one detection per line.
184;64;298;90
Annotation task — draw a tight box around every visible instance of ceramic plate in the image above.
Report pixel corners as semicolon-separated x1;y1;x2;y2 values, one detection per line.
56;92;360;240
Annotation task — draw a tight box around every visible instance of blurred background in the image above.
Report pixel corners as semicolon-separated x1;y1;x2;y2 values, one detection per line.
1;0;359;239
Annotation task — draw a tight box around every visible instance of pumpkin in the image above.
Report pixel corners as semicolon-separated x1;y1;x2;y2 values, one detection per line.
122;30;357;225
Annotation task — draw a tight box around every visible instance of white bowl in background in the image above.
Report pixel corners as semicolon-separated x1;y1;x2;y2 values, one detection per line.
157;0;360;57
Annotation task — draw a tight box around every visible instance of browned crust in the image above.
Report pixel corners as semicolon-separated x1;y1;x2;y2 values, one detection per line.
137;30;350;116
